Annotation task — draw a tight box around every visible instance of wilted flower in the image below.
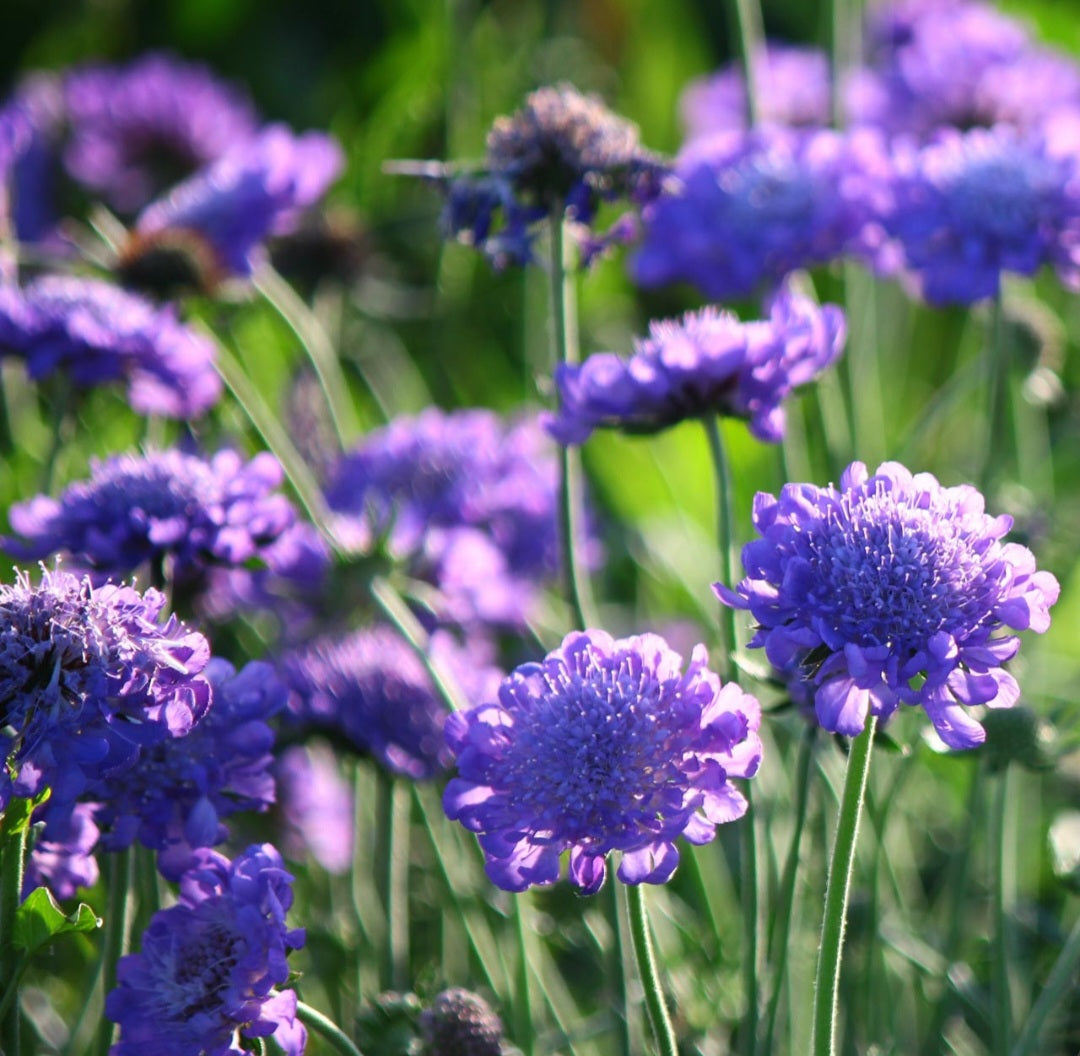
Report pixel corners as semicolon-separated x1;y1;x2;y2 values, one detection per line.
0;567;212;826
547;287;845;444
105;843;306;1056
443;629;762;894
419;988;507;1056
0;275;221;417
715;462;1060;749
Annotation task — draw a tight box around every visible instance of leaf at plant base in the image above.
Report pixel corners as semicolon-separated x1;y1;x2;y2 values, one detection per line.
13;887;102;955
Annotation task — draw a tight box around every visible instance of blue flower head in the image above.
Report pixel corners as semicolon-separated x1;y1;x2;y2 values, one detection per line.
715;462;1060;749
443;629;762;894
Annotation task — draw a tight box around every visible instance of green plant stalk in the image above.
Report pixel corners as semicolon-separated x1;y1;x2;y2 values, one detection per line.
93;847;135;1056
981;294;1009;496
625;882;678;1056
607;881;633;1056
512;896;537;1056
0;813;28;1054
1010;909;1080;1056
296;1000;366;1056
730;0;764;126
990;767;1016;1056
701;415;739;681
375;772;411;992
812;718;877;1056
763;726;818;1055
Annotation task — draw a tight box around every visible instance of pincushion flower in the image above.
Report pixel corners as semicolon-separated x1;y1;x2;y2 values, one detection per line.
0;275;221;417
547;287;845;444
105;843;306;1056
0;567;212;825
443;629;762;894
715;462;1060;749
419;988;508;1056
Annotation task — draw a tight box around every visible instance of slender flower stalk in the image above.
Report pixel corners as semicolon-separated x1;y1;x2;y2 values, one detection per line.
0;811;29;1055
812;718;877;1056
701;415;739;678
990;767;1017;1056
512;897;536;1056
730;0;765;127
295;1000;366;1056
374;771;411;991
626;883;678;1056
93;848;135;1056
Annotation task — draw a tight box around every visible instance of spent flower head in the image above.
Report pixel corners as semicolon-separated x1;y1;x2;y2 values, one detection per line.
715;461;1060;749
443;629;761;894
419;988;507;1056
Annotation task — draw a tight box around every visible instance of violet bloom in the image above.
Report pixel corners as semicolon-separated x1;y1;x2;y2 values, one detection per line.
681;44;832;140
0;567;212;826
715;462;1060;749
882;125;1080;305
0;275;221;417
276;743;354;874
438;83;665;267
89;659;285;864
444;630;762;894
131;123;343;279
633;126;888;299
548;287;845;444
6;448;303;600
105;844;306;1056
63;52;258;214
23;803;101;901
281;625;503;780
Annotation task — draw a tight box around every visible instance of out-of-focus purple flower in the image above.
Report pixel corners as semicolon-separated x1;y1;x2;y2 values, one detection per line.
276;742;354;874
131;123;343;279
23;803;100;901
62;52;258;214
633;126;889;299
715;461;1060;749
281;625;503;780
444;629;762;894
0;275;221;416
419;989;507;1056
881;125;1080;304
547;287;845;444
89;659;285;864
435;83;666;267
6;449;303;602
681;44;832;140
105;843;306;1056
0;567;212;827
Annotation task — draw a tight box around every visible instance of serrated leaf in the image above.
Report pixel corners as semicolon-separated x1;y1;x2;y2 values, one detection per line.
13;887;102;956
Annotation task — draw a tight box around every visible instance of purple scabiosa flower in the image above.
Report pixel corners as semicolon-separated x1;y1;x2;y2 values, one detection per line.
680;44;832;140
6;448;303;603
435;83;665;267
633;126;888;299
105;843;306;1056
275;742;354;874
129;123;343;281
0;275;220;416
547;287;845;444
0;567;212;826
62;52;258;214
23;802;101;901
281;625;503;780
715;461;1060;749
419;988;507;1056
443;630;762;894
88;659;285;863
882;125;1080;305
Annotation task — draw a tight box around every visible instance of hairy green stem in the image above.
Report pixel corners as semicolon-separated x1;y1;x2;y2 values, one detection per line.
625;882;678;1056
607;881;633;1056
296;1000;366;1056
93;848;135;1056
812;719;877;1056
0;814;28;1055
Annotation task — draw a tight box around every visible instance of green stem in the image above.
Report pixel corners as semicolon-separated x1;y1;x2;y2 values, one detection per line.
812;718;877;1056
981;295;1009;496
606;881;633;1056
625;883;678;1056
295;1000;366;1056
990;767;1015;1056
701;415;739;682
730;0;764;126
1010;908;1080;1056
0;815;28;1055
375;773;411;992
512;896;536;1056
93;847;135;1056
0;366;13;457
763;726;818;1055
741;785;761;1056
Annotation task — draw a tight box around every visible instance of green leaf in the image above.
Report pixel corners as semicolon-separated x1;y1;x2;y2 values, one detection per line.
0;786;51;837
13;887;102;956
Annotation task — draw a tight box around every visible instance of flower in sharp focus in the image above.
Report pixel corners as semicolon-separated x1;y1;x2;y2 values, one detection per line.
0;275;221;417
105;843;306;1056
714;462;1060;749
443;629;762;894
62;52;258;213
419;988;508;1056
546;286;845;444
5;448;304;603
0;567;212;826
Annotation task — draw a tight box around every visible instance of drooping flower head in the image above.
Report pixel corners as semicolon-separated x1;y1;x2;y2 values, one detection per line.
633;126;889;299
280;625;503;780
681;44;833;140
881;125;1080;304
419;988;508;1056
547;287;845;444
128;123;343;283
444;629;762;894
88;659;286;864
62;52;258;214
437;83;666;267
105;843;306;1056
0;567;212;825
6;448;305;604
715;462;1060;749
0;275;221;417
